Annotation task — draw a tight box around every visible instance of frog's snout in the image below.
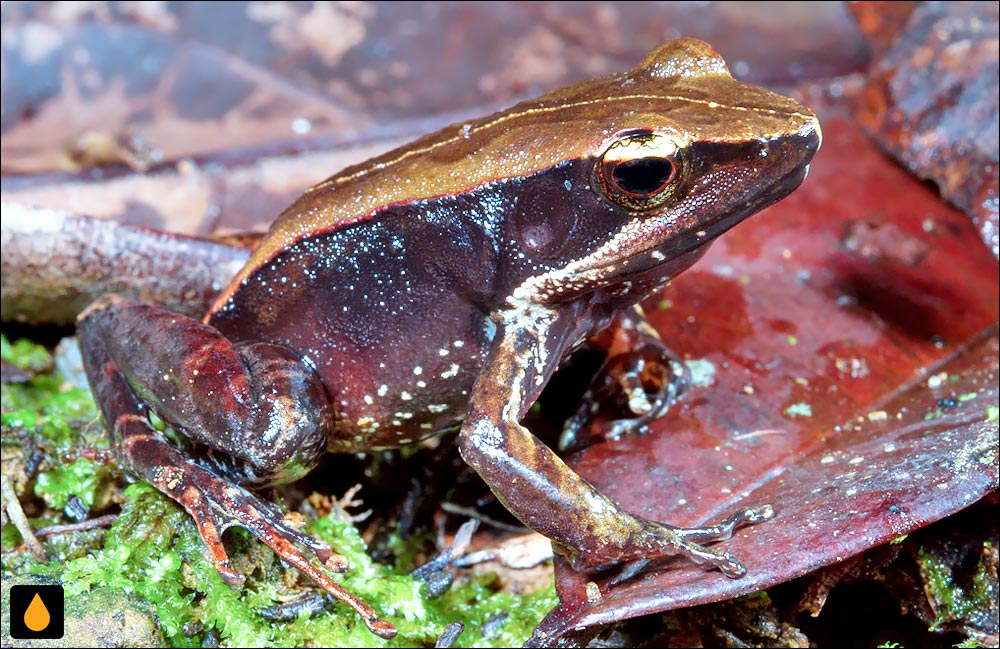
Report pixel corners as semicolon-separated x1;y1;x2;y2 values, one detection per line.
805;116;822;154
799;112;823;159
798;117;822;182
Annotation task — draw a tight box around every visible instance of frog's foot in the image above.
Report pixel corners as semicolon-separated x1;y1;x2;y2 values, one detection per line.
120;415;398;640
560;342;689;452
572;504;776;579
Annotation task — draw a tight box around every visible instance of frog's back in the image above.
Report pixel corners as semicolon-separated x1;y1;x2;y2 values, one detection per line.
206;180;507;450
208;38;815;320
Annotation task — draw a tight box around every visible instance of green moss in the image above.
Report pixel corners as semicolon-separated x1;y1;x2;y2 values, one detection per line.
34;457;100;509
22;483;554;647
1;337;557;646
2;337;106;509
1;333;54;372
916;542;995;633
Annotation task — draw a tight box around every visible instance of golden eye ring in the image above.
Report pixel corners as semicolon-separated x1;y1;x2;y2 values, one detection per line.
596;131;684;211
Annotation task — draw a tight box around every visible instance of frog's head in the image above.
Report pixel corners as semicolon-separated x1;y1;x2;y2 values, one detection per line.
508;38;821;305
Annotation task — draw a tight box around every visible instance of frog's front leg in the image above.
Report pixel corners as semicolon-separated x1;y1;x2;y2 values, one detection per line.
459;306;771;576
76;295;396;639
560;304;689;452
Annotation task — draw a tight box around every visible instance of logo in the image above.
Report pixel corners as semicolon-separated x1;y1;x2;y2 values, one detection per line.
9;584;64;639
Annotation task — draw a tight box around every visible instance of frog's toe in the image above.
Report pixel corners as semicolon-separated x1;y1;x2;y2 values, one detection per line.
644;504;776;577
213;559;246;587
671;504;776;544
118;422;391;636
681;543;747;579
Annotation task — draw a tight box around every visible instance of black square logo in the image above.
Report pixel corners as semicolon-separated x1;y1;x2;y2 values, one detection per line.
9;584;64;639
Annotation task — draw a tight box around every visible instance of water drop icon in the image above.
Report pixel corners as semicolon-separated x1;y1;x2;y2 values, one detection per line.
24;592;50;631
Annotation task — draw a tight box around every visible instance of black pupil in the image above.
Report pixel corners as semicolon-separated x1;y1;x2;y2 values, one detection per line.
612;157;673;196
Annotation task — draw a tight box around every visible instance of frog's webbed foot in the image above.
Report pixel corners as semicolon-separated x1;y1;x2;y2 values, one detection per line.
115;414;397;639
123;416;342;579
77;296;397;639
610;504;776;579
560;307;689;452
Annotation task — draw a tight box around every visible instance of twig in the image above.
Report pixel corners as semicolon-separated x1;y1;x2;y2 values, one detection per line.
1;474;46;561
34;514;118;539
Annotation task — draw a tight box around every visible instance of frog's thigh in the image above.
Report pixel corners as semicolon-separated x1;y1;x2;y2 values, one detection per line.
77;294;328;485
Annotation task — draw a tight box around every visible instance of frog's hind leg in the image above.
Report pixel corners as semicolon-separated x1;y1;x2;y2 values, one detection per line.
76;294;396;639
560;304;689;452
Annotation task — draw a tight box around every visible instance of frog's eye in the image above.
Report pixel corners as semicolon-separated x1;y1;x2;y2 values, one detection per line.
597;132;682;211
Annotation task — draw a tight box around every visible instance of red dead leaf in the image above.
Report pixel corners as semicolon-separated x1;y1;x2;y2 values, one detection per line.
533;117;999;645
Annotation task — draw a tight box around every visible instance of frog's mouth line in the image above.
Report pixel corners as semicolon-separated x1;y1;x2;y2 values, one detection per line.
578;159;813;277
511;158;809;304
508;154;813;307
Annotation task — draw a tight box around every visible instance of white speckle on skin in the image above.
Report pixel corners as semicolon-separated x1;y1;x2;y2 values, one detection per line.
413;366;423;375
378;384;388;396
469;417;504;448
439;348;450;356
442;364;460;379
363;394;374;405
497;299;554;388
453;340;464;348
428;404;448;413
401;391;413;401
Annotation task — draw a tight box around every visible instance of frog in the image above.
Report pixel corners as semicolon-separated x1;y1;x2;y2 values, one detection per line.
76;38;820;639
